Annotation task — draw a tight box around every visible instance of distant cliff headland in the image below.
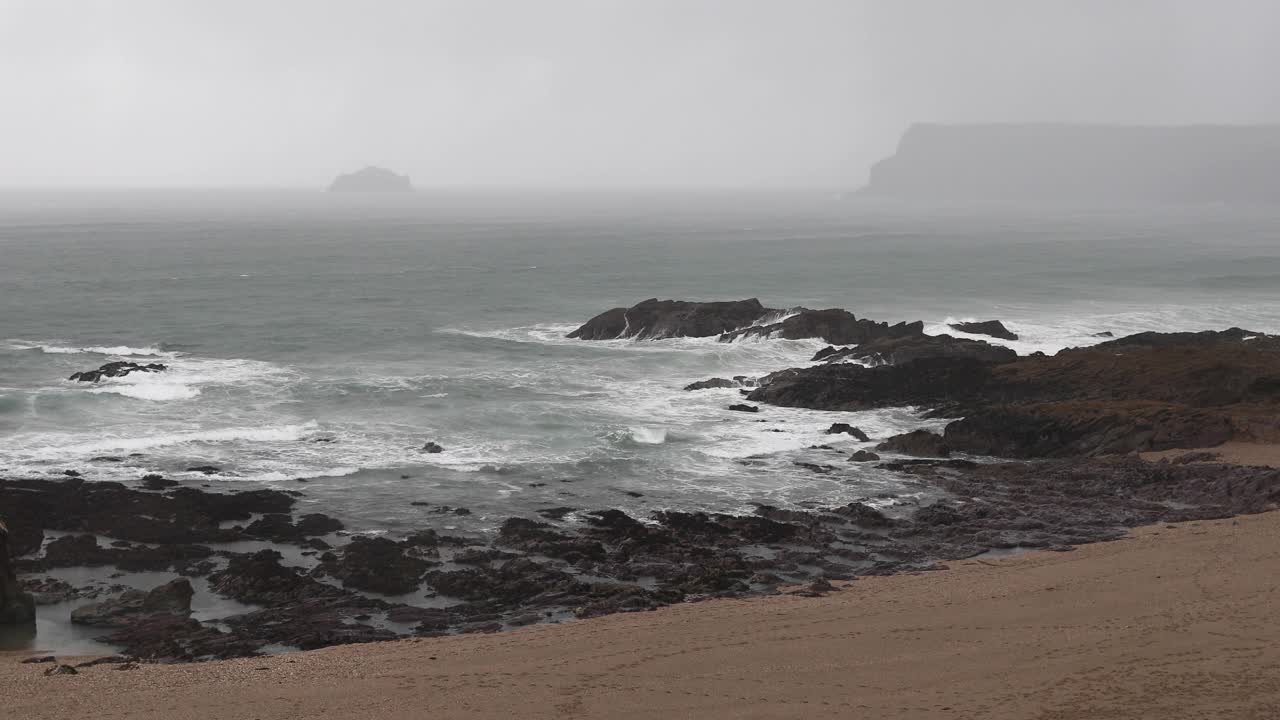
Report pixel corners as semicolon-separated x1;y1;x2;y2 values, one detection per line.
860;124;1280;205
327;166;413;192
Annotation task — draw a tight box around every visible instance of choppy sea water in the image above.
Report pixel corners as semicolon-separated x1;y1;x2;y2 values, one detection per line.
3;190;1280;535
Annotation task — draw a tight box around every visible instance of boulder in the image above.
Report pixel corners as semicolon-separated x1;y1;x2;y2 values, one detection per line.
70;578;193;627
139;474;178;490
728;404;760;413
848;450;881;462
826;423;870;441
949;320;1018;341
421;442;444;454
876;430;952;458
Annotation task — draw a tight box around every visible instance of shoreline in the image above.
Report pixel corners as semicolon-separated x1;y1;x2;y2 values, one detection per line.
6;447;1279;662
6;509;1280;718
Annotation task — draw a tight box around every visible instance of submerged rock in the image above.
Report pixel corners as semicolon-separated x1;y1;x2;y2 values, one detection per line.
728;404;760;413
421;442;444;454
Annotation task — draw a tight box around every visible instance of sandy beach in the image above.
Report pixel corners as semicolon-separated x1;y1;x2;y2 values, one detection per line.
5;509;1279;719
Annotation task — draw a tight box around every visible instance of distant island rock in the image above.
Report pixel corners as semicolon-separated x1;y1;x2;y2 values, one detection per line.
327;166;413;193
859;123;1280;205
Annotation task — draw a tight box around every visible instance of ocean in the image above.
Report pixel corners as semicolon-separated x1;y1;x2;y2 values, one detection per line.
3;190;1280;537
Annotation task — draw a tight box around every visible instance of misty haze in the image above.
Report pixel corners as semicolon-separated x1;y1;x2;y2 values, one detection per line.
2;2;1280;718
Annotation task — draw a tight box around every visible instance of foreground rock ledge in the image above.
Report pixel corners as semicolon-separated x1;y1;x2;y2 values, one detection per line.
5;452;1280;661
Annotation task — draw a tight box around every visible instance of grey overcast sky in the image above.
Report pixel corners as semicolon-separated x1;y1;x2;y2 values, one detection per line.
2;0;1278;188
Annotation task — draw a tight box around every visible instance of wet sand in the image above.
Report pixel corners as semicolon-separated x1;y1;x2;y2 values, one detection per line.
4;510;1280;719
1142;441;1280;468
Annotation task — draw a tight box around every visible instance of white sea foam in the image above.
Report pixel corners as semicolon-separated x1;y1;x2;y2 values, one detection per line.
16;421;320;459
89;382;201;401
7;340;175;358
629;426;668;444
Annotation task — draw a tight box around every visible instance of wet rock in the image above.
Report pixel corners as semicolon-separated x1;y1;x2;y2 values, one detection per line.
245;513;343;541
185;466;221;475
139;474;178;490
721;308;924;345
70;578;194;627
832;502;894;528
793;462;836;474
728;404;759;413
75;655;132;668
497;518;606;562
826;423;870;441
421;442;444;454
877;430;952;458
314;536;435;595
749;356;993;411
90;456;123;463
1093;331;1114;337
44;664;78;676
949;320;1018;341
452;548;517;566
425;558;612;615
68;361;167;383
22;655;56;664
536;507;577;521
684;377;746;391
568;298;769;340
812;334;1017;367
0;478;296;550
849;450;881;462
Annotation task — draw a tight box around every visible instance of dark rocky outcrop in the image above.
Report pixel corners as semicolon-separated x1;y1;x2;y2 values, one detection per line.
876;430;951;458
421;442;444;454
568;299;930;347
728;404;760;413
68;361;167;383
748;356;993;412
719;309;924;345
313;536;436;595
849;450;881;462
752;328;1280;458
0;518;36;625
568;298;769;340
812;334;1017;367
327;166;412;193
949;320;1018;341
